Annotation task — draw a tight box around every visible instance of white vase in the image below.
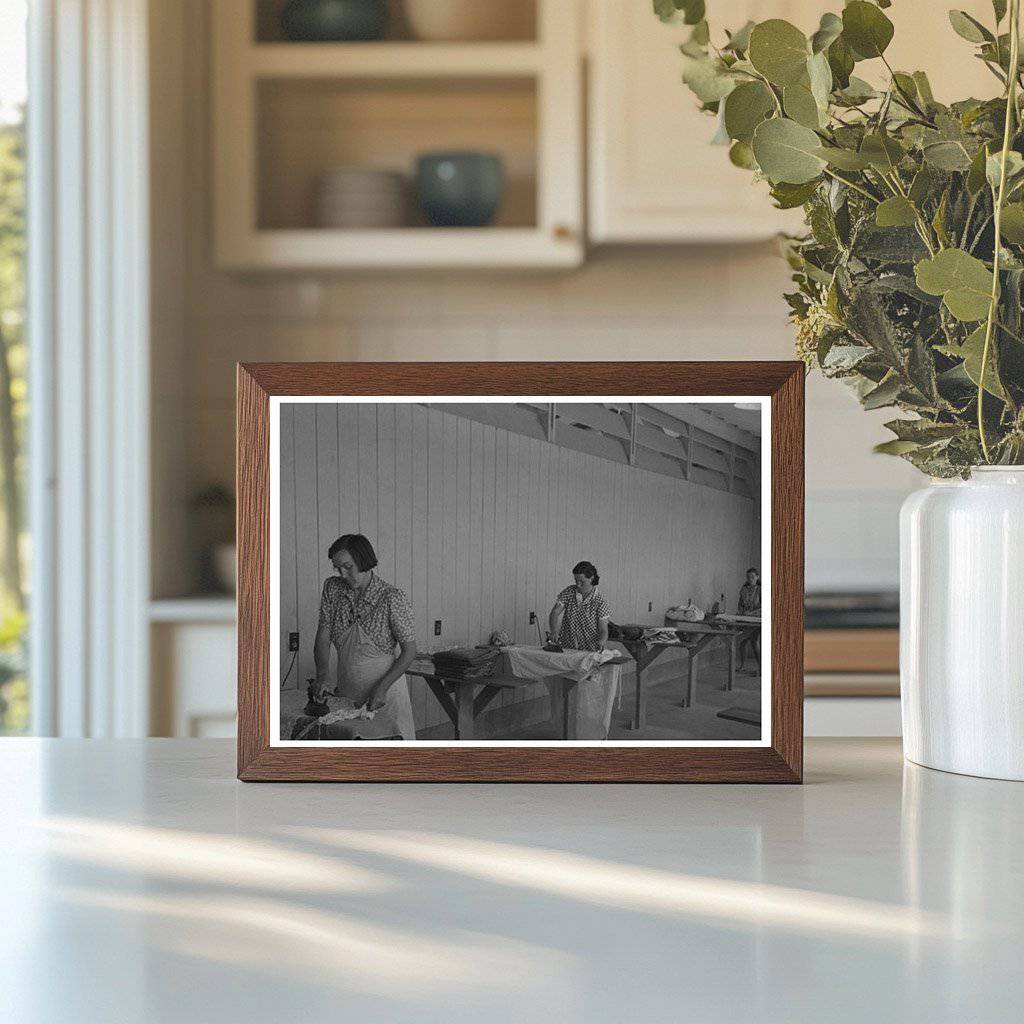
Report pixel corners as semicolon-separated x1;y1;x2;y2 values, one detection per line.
900;467;1024;780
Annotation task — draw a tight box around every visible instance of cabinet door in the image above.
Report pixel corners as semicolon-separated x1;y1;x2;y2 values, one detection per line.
588;1;814;243
588;1;1002;244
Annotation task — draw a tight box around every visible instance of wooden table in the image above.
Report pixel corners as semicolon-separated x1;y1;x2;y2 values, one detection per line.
409;655;631;740
621;622;756;730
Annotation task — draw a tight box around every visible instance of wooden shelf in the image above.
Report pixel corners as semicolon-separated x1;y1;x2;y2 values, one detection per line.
249;42;544;79
218;226;579;270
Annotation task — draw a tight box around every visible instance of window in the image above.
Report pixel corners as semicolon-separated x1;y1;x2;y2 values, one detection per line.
0;0;28;734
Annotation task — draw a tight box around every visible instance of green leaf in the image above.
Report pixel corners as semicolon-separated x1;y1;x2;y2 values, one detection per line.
681;55;737;103
723;81;775;143
884;419;963;443
654;0;705;25
842;1;894;60
967;142;993;193
814;145;872;170
752;117;827;184
915;249;994;321
728;140;758;169
860;133;905;173
862;374;902;409
874;439;922;455
948;10;993;44
923;141;973;171
909;165;936;205
1000;202;1024;242
875;196;918;228
912;71;935;105
810;12;843;54
994;0;1008;24
724;20;755;53
827;35;855;89
836;75;877;104
770;179;820;208
783;83;822;128
986;150;1024;190
958;324;1007;398
807;51;833;110
748;19;810;87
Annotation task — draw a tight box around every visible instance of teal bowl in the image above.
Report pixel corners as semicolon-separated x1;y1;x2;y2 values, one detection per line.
415;152;505;228
280;0;387;42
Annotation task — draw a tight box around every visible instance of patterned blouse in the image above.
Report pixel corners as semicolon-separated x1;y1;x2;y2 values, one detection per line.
318;573;416;656
554;585;611;652
738;583;761;616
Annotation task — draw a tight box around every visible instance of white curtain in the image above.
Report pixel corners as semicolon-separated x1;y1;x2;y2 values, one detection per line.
28;0;150;736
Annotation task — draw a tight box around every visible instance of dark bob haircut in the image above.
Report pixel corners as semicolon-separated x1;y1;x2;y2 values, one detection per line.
572;561;600;586
327;534;378;572
746;567;759;576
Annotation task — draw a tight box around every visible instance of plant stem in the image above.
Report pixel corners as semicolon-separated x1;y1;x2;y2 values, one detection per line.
821;167;879;203
979;0;1021;462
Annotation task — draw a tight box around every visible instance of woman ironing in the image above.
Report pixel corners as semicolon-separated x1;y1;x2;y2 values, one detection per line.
292;533;417;740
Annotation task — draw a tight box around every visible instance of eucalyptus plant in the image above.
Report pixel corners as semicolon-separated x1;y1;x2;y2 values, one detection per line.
659;0;1024;475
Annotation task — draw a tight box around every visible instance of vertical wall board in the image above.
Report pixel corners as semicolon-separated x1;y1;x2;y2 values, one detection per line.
410;405;430;728
315;403;340;571
357;403;378;541
376;404;397;584
426;408;446;726
292;404;322;685
338;403;360;534
393;403;413;596
279;403;298;677
480;425;496;641
468;420;484;646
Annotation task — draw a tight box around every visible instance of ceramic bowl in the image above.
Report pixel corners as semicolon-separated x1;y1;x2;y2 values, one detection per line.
414;152;504;228
280;0;388;42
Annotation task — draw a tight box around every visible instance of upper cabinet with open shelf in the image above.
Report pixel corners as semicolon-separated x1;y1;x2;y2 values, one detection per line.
212;0;582;269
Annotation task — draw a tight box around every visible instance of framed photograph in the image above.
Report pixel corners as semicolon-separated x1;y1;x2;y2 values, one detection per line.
237;362;803;782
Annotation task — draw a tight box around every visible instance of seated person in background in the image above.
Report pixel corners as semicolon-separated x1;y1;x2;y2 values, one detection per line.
738;567;761;672
738;568;761;616
547;561;611;652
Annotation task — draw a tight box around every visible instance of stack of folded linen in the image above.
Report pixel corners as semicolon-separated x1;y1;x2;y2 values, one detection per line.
431;647;499;680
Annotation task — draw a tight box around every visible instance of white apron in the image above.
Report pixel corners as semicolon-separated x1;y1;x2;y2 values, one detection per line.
335;615;416;740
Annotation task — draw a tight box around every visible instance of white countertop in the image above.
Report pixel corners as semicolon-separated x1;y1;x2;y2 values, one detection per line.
1;738;1021;1023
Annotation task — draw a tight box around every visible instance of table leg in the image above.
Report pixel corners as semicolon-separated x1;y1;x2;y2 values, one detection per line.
455;684;475;741
562;679;573;740
632;662;646;730
685;652;699;708
726;637;736;692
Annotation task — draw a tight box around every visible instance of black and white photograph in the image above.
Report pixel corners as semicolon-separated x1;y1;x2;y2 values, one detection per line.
271;397;769;745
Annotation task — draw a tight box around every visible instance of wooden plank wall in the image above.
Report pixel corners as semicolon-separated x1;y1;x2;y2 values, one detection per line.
279;402;760;732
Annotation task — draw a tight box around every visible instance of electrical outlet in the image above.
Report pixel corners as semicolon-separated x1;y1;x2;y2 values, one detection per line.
288;632;300;652
529;611;536;624
434;620;442;636
648;602;652;612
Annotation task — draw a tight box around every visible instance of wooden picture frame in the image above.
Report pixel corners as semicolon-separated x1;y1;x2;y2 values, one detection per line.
237;362;804;782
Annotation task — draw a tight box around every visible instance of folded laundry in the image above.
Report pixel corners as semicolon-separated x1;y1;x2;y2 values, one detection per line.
642;627;684;645
432;646;499;680
432;646;497;668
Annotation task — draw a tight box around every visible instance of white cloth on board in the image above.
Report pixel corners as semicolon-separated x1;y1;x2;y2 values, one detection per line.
501;645;620;739
502;645;616;682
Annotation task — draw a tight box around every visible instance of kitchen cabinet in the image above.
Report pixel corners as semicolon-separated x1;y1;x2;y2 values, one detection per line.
211;0;583;269
587;0;999;244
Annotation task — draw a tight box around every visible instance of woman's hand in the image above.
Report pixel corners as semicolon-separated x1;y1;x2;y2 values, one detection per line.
366;685;389;711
